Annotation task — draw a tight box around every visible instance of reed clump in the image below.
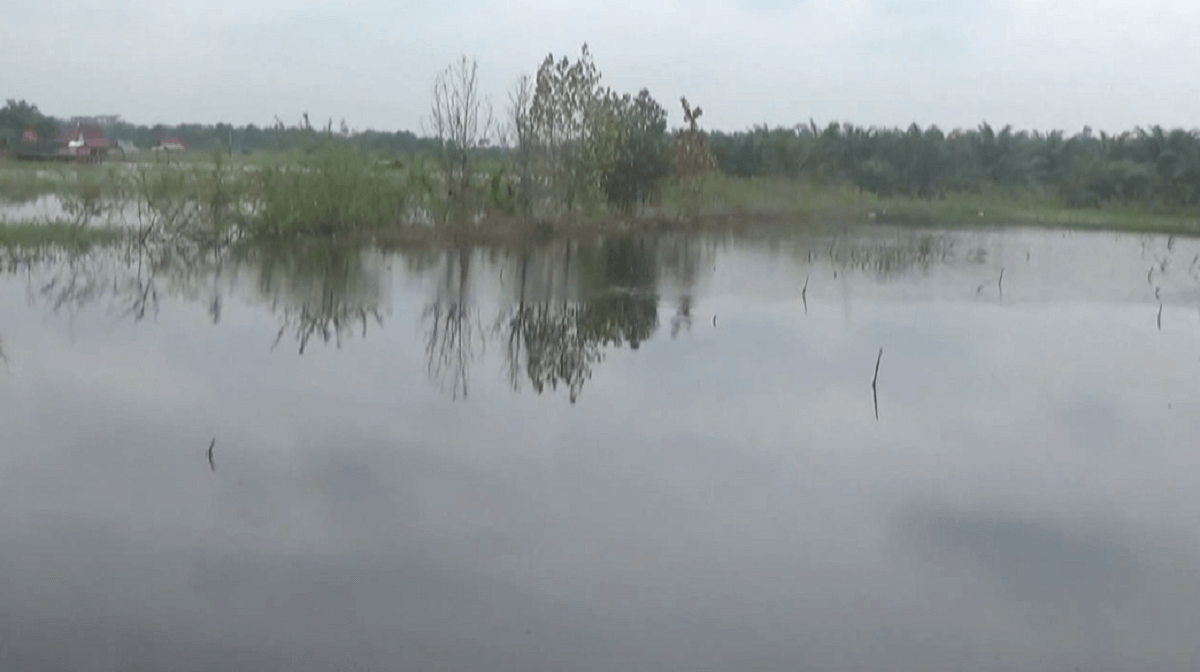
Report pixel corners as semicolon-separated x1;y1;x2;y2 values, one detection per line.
249;142;409;236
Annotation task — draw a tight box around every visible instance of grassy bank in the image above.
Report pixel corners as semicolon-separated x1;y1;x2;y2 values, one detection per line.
8;154;1200;245
661;175;1200;236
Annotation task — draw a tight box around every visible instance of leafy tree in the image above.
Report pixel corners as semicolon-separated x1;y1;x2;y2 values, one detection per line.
591;89;670;214
0;99;58;144
531;43;604;214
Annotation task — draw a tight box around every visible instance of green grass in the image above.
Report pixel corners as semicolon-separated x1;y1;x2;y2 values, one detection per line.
11;154;1200;243
248;143;418;236
0;161;71;201
0;221;127;250
0;160;132;204
657;174;1200;236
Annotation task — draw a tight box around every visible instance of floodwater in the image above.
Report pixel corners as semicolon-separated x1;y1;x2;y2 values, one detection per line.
2;223;1199;672
0;194;139;227
0;194;73;222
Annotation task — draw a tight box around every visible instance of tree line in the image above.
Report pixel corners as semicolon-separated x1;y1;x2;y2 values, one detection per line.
106;119;442;155
0;99;58;145
709;122;1200;209
0;99;440;155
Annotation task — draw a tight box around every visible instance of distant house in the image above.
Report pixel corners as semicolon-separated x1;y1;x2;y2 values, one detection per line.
58;125;110;162
14;124;109;162
15;127;67;161
154;138;186;152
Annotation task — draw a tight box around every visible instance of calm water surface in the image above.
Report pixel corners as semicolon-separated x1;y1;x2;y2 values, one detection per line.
2;223;1199;672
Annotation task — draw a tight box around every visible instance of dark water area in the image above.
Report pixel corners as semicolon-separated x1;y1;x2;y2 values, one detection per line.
2;223;1200;672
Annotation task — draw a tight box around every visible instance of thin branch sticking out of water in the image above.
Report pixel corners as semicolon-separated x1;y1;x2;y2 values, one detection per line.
1158;303;1163;331
802;274;809;314
872;347;883;388
872;347;883;421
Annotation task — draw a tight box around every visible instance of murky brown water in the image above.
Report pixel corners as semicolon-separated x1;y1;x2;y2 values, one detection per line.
1;223;1199;672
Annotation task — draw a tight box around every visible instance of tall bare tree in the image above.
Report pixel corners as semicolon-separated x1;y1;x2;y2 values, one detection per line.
428;56;493;223
506;74;536;218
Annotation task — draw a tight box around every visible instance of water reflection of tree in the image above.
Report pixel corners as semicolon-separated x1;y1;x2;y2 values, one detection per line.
1;240;390;356
3;239;221;324
116;238;204;321
2;232;714;400
242;243;388;355
670;294;692;338
496;238;660;403
423;247;485;399
656;235;717;339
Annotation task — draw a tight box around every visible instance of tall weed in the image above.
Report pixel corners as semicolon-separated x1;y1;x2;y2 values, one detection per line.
251;142;406;235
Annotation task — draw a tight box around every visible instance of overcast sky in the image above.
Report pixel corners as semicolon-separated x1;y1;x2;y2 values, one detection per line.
3;0;1198;134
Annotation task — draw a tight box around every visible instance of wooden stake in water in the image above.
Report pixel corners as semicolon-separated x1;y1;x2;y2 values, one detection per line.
872;348;883;421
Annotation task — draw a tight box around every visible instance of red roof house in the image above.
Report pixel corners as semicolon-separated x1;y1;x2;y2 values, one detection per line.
55;125;110;161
